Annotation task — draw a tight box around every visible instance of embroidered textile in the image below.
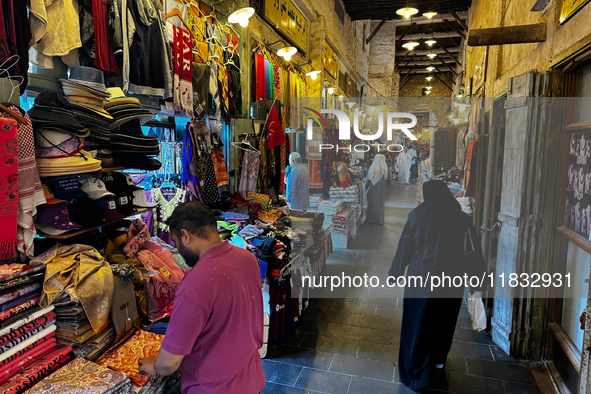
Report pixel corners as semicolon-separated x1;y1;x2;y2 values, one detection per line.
0;283;42;306
0;325;56;364
169;24;194;118
211;149;228;186
238;150;260;198
0;311;54;347
0;333;55;369
0;118;18;260
2;109;45;259
24;356;129;394
0;298;40;326
33;244;114;332
0;306;54;338
0;340;58;385
97;329;163;386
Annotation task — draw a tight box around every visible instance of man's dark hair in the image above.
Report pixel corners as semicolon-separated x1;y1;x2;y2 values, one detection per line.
167;201;217;239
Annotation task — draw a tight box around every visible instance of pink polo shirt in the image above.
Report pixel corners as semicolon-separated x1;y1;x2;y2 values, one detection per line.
161;241;265;394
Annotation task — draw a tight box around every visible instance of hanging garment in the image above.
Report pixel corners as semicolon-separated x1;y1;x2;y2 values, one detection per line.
0;1;30;92
211;149;228;186
265;105;286;150
28;0;48;46
126;0;172;96
168;24;194;117
280;144;287;193
239;150;261;199
199;149;221;205
1;109;45;259
218;64;229;116
209;61;222;129
124;219;184;322
142;188;192;246
273;65;281;100
254;53;265;102
389;181;486;390
182;124;202;201
464;140;477;195
93;0;118;74
228;69;242;117
33;244;113;332
308;160;322;189
29;0;81;69
0;118;18;260
192;63;210;118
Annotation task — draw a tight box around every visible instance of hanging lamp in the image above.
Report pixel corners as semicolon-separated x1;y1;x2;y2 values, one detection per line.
228;7;255;27
423;11;437;19
396;7;419;19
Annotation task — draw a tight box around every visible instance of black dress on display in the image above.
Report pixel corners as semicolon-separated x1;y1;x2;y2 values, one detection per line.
389;180;486;390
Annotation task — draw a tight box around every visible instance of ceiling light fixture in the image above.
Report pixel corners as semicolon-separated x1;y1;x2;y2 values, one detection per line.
306;70;322;80
427;53;437;59
426;66;435;71
425;39;436;46
423;11;437;19
425;90;431;95
346;102;355;108
426;86;433;90
396;7;419;19
425;76;433;81
402;41;420;50
327;87;335;95
277;46;297;61
228;7;255;27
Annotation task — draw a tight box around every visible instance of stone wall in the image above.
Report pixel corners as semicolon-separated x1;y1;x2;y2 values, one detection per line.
367;21;397;97
466;0;591;97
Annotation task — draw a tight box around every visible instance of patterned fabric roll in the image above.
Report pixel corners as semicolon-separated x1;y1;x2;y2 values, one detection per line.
0;311;55;348
0;333;55;368
0;341;58;385
0;298;40;327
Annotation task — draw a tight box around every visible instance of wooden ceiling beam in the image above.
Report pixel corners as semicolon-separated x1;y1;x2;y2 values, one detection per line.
395;22;415;46
434;38;462;66
396;32;462;41
366;18;390;44
399;72;415;90
467;23;547;46
391;11;469;26
434;66;455;84
395;48;460;56
434;73;453;91
449;10;469;31
438;56;458;76
442;19;466;40
394;51;411;68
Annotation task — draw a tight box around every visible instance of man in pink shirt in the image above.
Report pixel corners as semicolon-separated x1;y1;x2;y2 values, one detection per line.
139;202;266;393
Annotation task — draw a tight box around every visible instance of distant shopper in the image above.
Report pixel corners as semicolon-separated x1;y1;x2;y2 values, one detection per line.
139;202;265;394
287;152;310;210
396;147;411;185
365;154;388;224
389;180;486;390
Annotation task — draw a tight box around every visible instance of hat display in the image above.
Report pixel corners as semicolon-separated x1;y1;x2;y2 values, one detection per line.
132;189;157;208
68;197;107;228
108;119;161;171
95;196;125;222
36;150;102;178
79;176;115;200
110;185;137;216
102;171;141;191
61;66;111;95
35;203;82;235
48;176;89;202
28;92;90;138
35;129;85;159
40;184;67;205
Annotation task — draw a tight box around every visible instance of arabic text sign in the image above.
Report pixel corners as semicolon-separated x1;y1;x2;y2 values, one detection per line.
264;0;308;53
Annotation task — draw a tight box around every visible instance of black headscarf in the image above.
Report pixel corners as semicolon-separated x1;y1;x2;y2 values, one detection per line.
406;180;467;275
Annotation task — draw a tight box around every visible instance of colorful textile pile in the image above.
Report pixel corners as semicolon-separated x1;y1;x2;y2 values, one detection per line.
24;357;131;394
333;208;356;234
96;329;163;387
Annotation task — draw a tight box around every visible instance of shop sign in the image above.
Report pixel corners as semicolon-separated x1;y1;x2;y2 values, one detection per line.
560;0;591;24
323;42;338;80
263;0;308;53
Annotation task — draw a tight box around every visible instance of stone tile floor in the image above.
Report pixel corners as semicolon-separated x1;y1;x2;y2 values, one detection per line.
262;184;543;394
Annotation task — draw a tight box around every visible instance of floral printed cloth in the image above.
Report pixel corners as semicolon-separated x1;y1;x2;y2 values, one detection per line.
97;329;163;386
24;357;130;394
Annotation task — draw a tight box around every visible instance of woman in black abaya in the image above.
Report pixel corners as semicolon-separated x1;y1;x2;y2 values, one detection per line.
389;180;486;390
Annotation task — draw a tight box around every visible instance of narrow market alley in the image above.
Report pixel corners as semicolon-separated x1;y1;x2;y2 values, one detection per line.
263;184;543;394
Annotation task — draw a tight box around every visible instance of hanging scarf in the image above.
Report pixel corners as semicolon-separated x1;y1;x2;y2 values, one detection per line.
209;61;222;130
93;0;119;74
273;65;281;100
254;53;265;101
239;150;261;199
2;109;45;260
211;149;228;186
280;144;287;193
264;58;271;100
217;64;229;114
170;24;194;118
0;118;18;261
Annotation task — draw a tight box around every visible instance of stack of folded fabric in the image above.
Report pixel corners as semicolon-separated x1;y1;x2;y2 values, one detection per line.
317;199;340;226
25;357;131;394
0;261;66;393
96;329;163;390
332;208;356;234
60;67;114;167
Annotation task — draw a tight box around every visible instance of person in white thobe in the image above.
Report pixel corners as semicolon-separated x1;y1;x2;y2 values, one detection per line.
397;148;412;185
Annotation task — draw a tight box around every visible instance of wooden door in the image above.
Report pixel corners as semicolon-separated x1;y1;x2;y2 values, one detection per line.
492;72;549;356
